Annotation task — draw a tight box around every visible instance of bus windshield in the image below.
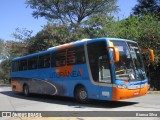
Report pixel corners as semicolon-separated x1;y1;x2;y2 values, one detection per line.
110;40;146;81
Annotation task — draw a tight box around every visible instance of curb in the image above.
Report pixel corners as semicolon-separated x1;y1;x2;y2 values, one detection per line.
147;91;160;94
0;84;11;87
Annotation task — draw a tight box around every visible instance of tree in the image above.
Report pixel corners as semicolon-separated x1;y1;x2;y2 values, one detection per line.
0;39;4;60
103;14;160;90
8;27;33;57
0;59;10;82
81;14;115;38
0;40;29;83
26;0;118;29
25;0;119;53
0;39;9;61
0;39;3;52
106;15;141;40
6;41;28;59
12;27;33;42
0;28;32;82
27;23;71;53
133;0;160;17
105;15;160;63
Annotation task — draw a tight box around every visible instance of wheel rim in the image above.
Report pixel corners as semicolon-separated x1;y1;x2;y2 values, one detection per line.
79;90;87;100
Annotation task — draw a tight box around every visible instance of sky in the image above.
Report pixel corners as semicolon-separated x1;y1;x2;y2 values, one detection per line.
0;0;137;41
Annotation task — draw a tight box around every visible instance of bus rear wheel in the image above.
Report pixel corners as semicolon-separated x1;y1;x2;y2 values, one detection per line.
75;86;88;103
23;85;29;96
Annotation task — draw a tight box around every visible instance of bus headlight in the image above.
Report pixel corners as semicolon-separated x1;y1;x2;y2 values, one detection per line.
117;84;127;89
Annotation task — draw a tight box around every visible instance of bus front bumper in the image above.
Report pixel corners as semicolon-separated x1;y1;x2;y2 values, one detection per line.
112;84;148;101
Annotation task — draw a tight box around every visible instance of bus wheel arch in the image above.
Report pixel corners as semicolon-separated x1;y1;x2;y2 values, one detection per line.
74;84;88;103
23;83;30;96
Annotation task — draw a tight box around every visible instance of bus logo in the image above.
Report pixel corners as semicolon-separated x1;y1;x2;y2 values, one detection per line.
51;69;83;78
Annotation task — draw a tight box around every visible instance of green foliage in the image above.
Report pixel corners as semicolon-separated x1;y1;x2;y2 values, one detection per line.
0;39;3;52
132;0;160;65
12;27;33;42
1;0;160;83
0;39;4;60
26;0;118;29
25;0;119;53
0;64;5;82
7;27;33;58
137;15;160;50
105;14;160;64
0;59;10;82
0;39;10;61
0;40;28;82
0;35;30;82
27;14;160;63
27;23;95;53
27;24;71;53
133;0;160;18
82;14;115;38
7;41;28;59
106;15;157;43
27;15;114;53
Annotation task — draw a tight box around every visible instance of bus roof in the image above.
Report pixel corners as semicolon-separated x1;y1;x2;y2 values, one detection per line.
107;38;137;43
12;38;136;61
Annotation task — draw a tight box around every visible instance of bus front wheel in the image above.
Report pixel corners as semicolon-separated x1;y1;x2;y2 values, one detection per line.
75;86;88;103
23;85;29;96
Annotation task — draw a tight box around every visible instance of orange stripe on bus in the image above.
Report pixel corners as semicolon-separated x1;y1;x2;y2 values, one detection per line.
57;43;73;50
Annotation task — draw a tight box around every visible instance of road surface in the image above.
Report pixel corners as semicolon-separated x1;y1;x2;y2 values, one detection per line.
0;85;160;120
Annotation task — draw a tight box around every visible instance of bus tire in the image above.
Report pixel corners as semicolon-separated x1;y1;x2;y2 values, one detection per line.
23;84;29;96
75;86;88;103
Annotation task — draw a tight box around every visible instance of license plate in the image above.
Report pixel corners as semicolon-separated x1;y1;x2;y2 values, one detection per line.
134;92;139;96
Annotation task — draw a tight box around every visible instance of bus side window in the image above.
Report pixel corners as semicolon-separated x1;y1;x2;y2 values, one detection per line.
53;50;66;67
67;46;85;65
38;54;50;68
19;59;28;71
12;61;19;72
67;49;76;65
75;46;85;64
28;57;38;70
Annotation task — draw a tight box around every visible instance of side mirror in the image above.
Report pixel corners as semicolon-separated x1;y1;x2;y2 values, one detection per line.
106;47;120;62
141;49;154;62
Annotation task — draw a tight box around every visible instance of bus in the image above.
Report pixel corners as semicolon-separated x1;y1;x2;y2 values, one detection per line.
11;38;154;102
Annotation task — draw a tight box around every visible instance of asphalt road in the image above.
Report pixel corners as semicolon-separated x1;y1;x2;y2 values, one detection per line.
0;85;160;120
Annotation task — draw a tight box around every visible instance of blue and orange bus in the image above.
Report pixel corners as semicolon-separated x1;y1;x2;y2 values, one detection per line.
11;38;154;102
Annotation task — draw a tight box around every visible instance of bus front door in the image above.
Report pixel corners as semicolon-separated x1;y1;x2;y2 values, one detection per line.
98;55;113;100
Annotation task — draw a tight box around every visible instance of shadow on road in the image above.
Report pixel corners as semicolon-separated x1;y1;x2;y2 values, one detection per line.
0;88;138;109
